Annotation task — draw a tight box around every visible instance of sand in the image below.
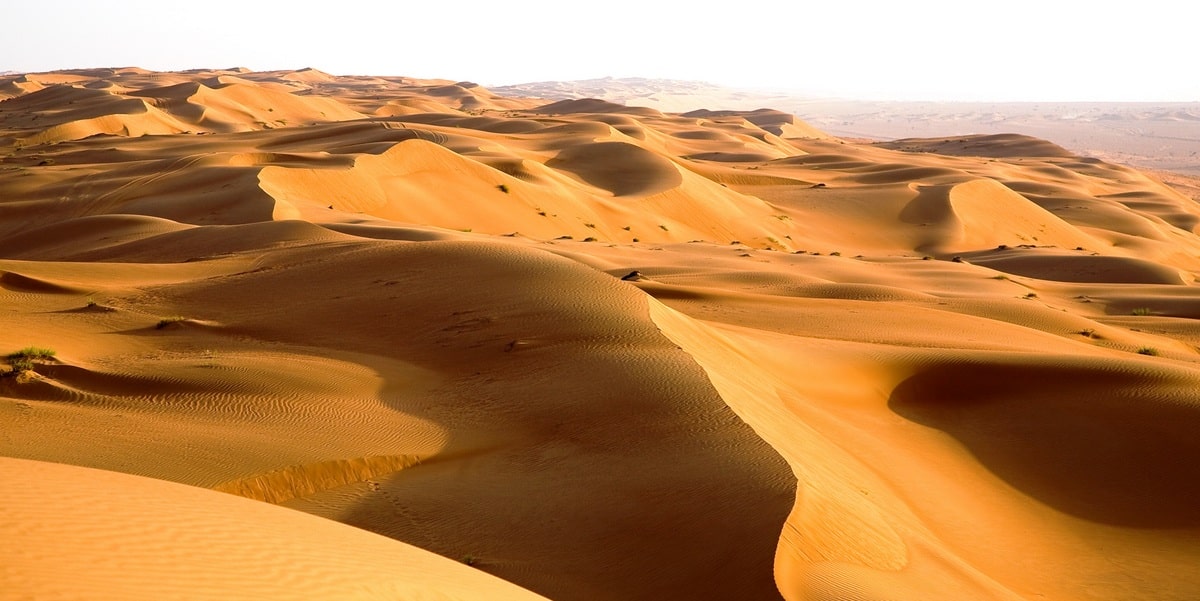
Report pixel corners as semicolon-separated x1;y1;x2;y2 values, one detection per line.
494;77;1200;177
2;68;1199;601
0;456;552;601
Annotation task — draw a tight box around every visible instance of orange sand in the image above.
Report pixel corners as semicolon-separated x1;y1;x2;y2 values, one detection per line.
2;67;1199;601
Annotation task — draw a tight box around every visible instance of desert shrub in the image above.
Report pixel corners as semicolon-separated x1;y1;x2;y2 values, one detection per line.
5;347;55;375
8;347;55;361
1136;347;1159;356
156;316;187;329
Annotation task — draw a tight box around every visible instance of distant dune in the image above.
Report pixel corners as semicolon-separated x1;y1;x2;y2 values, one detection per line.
3;68;1200;601
495;77;1200;177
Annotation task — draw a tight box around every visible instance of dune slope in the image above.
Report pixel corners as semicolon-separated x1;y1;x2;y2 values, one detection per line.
3;68;1200;601
0;457;552;601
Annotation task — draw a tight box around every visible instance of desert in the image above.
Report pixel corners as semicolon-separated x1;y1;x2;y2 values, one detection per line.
2;66;1200;601
496;77;1200;177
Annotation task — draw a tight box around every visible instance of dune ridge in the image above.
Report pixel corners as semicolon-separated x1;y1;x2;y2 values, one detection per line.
212;454;425;504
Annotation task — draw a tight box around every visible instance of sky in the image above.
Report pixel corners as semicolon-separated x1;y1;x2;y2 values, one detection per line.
6;0;1197;102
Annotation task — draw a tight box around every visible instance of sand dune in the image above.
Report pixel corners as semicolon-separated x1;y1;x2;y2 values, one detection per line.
682;108;831;140
0;457;552;601
494;77;1200;176
535;97;664;117
878;133;1078;159
3;68;1200;601
0;72;366;147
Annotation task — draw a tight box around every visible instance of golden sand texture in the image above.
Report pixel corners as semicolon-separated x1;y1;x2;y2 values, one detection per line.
0;457;552;601
3;68;1200;601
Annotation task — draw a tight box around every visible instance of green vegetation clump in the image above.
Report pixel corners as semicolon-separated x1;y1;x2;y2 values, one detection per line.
6;347;56;375
1136;346;1160;356
9;347;56;360
1130;307;1153;316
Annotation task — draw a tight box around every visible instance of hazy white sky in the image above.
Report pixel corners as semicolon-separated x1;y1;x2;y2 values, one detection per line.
7;0;1197;101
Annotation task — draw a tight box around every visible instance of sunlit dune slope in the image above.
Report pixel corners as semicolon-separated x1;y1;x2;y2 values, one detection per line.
3;68;1200;601
0;236;794;601
0;457;552;601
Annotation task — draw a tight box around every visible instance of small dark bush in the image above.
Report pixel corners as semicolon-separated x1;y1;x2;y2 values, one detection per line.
157;316;187;329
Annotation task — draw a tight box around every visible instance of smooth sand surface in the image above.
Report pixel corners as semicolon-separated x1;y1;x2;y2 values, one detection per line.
3;68;1200;601
0;456;551;601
